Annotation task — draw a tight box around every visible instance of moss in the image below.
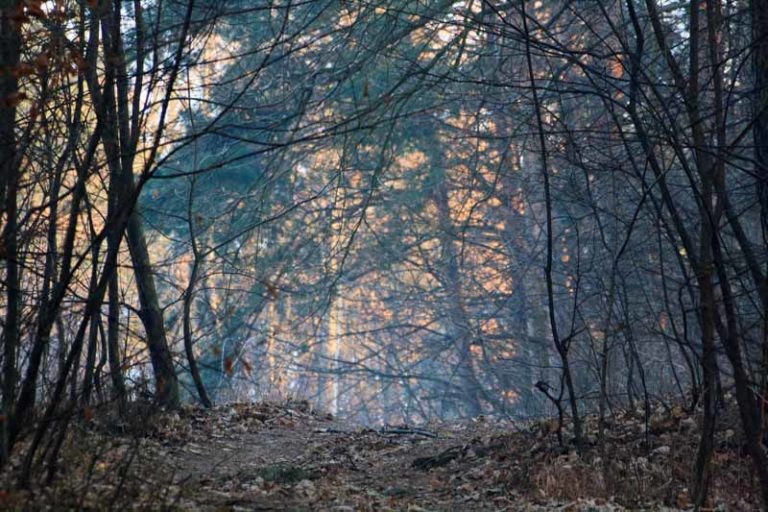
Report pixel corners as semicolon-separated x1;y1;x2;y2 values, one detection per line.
258;463;309;484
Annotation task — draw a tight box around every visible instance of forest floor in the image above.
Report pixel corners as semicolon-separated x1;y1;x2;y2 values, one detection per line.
0;398;762;510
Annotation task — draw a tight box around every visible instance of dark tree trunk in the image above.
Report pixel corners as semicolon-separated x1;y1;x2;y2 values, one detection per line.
82;242;101;405
753;0;768;441
755;0;768;236
0;2;22;466
107;273;127;413
125;211;180;408
183;258;212;408
82;311;100;405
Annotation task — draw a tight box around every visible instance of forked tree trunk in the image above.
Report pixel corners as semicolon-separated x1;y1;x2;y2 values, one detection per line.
92;0;180;409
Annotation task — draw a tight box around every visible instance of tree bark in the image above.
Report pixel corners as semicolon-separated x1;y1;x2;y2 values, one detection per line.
752;0;768;440
0;1;22;465
107;273;127;413
125;211;180;408
755;0;768;238
183;257;212;408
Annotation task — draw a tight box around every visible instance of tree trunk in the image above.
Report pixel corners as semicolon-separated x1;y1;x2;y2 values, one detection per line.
125;211;180;408
691;230;717;509
0;1;22;466
521;0;583;450
752;0;768;440
107;273;127;413
93;0;180;410
755;0;768;239
434;177;483;418
183;258;212;408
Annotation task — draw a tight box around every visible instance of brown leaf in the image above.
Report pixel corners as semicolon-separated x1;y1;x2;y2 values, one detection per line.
242;358;253;377
12;63;35;78
8;5;30;24
34;53;49;72
0;92;27;109
26;3;46;18
264;280;279;300
70;50;87;72
609;56;623;78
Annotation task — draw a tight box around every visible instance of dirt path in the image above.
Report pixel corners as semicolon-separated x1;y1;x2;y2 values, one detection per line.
153;404;508;510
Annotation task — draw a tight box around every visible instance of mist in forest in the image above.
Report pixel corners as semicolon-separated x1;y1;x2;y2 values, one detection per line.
1;0;767;506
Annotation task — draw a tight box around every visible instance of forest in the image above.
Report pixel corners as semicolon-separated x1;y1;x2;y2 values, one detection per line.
0;0;767;509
